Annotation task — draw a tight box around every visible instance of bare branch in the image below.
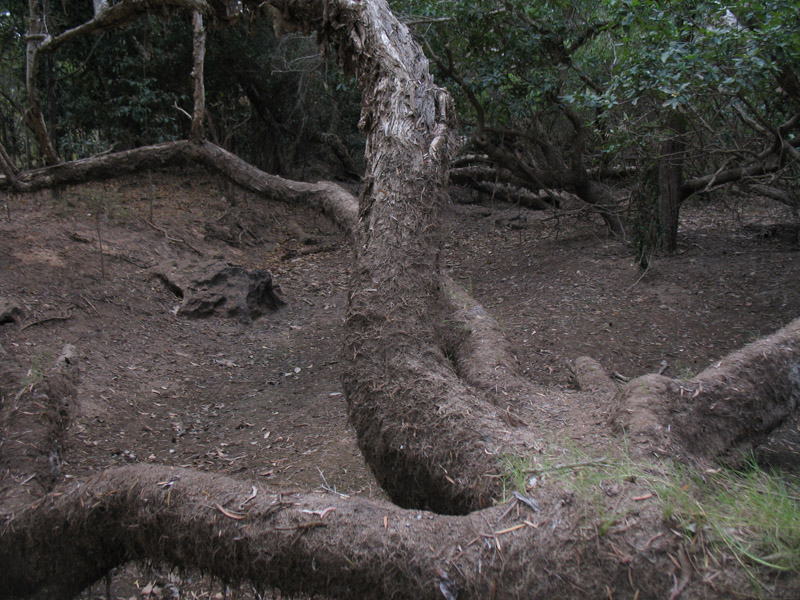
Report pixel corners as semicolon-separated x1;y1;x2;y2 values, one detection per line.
37;0;212;56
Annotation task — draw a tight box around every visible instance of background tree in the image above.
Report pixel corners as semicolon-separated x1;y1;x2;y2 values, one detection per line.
0;0;363;176
394;0;800;256
0;4;28;172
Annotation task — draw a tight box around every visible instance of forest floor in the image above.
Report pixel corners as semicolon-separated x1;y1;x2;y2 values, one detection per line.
2;169;799;599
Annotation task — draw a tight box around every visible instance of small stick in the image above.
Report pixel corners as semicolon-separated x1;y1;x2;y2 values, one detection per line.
20;309;74;331
142;218;203;255
78;294;101;316
493;523;527;536
496;497;518;522
95;210;106;280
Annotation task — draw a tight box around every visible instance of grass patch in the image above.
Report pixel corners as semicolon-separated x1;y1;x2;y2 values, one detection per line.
21;351;52;389
500;453;533;499
505;442;800;593
659;456;800;582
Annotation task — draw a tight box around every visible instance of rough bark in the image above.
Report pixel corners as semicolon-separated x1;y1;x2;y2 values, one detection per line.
288;0;541;513
190;11;207;140
0;464;680;600
656;114;687;253
573;356;619;398
449;166;552;209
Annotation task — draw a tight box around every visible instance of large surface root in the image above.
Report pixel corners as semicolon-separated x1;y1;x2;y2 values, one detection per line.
612;316;800;465
1;464;684;600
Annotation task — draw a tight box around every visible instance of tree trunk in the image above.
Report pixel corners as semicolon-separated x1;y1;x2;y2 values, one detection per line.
190;11;206;140
655;113;687;253
24;0;59;165
0;140;18;181
93;0;109;17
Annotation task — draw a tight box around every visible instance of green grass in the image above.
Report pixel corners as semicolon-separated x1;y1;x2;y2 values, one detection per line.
22;351;51;388
499;453;532;499
658;457;800;579
502;442;800;592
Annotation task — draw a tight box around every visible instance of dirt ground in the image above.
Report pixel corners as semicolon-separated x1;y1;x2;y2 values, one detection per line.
2;170;799;598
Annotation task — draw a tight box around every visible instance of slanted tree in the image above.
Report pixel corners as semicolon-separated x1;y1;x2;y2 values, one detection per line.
1;1;800;599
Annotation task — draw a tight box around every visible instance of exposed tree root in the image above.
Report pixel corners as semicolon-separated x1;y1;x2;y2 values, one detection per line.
439;275;533;398
611;316;800;465
0;463;686;600
572;356;619;398
0;140;358;237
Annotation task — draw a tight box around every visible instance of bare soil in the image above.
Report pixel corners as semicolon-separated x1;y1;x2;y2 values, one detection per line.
2;170;799;598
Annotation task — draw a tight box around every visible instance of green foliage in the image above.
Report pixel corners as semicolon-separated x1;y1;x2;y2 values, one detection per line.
22;351;52;389
500;453;532;498
52;14;191;156
1;3;362;175
203;20;363;175
395;0;800;252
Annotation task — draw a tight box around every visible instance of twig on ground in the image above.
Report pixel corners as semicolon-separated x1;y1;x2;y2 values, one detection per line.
531;457;611;475
281;243;340;261
20;308;75;330
668;545;692;600
142;218;203;255
317;467;350;498
626;258;652;292
78;294;101;316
